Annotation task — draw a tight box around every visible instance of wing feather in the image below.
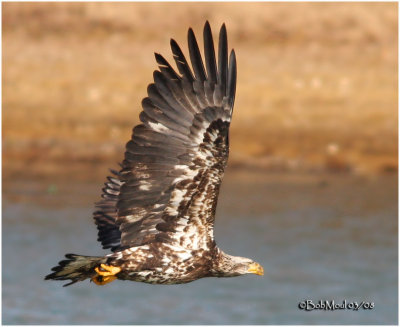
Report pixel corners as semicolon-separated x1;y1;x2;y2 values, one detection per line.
204;21;218;85
93;169;122;251
170;38;195;84
188;28;207;82
227;50;237;110
217;24;228;99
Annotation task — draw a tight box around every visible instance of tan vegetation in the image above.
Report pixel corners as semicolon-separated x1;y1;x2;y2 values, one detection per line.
3;2;397;182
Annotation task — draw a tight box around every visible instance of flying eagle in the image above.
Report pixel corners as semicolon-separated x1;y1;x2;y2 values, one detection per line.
45;22;264;287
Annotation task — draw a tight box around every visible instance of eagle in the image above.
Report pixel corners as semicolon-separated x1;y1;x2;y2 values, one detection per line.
45;21;264;287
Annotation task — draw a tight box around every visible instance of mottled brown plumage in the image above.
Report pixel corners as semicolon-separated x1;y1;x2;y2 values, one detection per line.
45;22;263;287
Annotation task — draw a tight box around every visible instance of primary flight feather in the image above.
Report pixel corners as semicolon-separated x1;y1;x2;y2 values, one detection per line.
45;21;263;287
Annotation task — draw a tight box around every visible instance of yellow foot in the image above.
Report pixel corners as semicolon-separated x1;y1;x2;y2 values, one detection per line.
95;264;121;277
91;264;121;286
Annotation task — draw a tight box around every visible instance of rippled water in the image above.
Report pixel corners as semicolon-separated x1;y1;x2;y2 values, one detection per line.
2;172;397;324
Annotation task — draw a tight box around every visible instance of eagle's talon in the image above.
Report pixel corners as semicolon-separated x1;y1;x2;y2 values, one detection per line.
92;264;121;285
94;264;121;277
91;274;118;286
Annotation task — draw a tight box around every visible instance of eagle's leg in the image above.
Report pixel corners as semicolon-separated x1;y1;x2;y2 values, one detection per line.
91;264;121;285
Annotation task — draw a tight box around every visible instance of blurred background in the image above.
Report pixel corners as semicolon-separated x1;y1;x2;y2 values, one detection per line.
2;2;397;325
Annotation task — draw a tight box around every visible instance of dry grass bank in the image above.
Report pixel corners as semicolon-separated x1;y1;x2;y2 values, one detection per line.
3;2;397;182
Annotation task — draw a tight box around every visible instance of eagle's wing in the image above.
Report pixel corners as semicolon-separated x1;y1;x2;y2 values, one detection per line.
94;22;236;251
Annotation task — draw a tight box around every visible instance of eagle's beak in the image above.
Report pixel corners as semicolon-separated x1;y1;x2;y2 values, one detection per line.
248;262;264;276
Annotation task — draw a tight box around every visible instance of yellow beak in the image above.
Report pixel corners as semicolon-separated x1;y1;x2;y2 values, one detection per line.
248;262;264;276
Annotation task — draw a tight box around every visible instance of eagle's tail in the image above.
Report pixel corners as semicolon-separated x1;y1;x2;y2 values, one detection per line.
45;254;107;287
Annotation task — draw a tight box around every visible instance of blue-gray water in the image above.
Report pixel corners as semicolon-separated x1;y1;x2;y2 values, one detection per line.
2;172;397;324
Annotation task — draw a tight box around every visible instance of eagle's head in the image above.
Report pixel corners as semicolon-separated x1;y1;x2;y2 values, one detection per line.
211;251;264;277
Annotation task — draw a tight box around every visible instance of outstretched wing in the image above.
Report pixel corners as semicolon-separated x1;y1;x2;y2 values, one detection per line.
94;22;236;252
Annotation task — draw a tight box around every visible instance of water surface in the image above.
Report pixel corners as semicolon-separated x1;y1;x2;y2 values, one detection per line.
2;172;397;324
